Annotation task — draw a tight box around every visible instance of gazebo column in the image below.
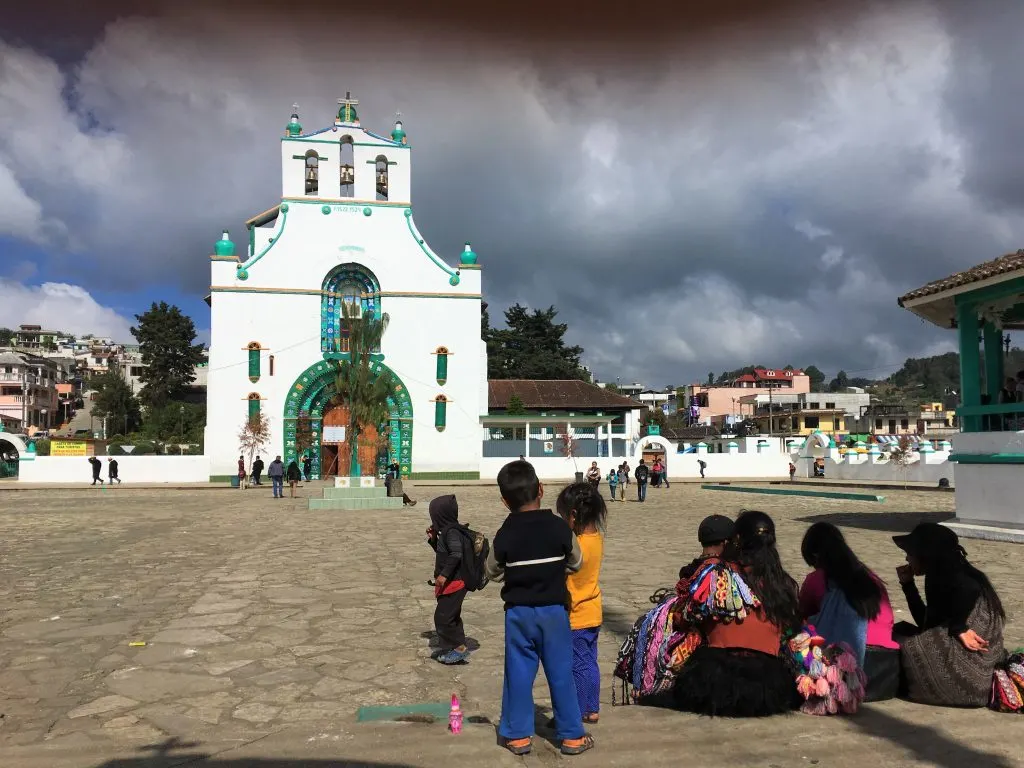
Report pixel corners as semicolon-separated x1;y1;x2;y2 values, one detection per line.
606;422;613;458
956;302;982;432
983;321;1004;401
524;421;531;458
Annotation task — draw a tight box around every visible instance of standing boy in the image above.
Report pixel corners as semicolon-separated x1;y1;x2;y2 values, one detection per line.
634;459;649;502
486;460;594;757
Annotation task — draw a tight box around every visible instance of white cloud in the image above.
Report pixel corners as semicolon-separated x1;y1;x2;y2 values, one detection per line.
0;281;134;341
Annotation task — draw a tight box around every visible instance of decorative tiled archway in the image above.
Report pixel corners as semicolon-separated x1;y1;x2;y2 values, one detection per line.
282;359;413;478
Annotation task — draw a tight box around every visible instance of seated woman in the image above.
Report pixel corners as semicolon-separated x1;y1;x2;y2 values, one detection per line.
799;522;900;701
893;522;1006;707
669;510;800;717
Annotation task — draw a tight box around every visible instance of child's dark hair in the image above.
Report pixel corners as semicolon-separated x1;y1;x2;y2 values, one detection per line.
497;460;541;511
555;482;608;534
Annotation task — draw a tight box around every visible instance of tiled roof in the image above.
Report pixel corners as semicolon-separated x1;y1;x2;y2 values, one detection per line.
898;249;1024;304
488;380;641;411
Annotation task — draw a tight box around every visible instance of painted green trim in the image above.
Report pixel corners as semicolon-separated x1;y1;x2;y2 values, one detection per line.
357;703;450;723
983;321;1004;398
248;226;255;257
210;256;239;262
403;209;458;281
209;286;481;299
701;484;885;502
210;475;235;483
281;198;406;209
409;471;481;480
955;403;1024;416
948;453;1024;464
952;275;1024;307
282;137;410;149
365;159;398;165
237;203;289;276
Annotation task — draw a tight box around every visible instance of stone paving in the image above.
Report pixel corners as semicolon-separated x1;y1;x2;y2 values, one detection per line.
0;481;1022;767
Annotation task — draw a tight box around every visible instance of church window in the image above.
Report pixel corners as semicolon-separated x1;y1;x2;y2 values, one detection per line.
321;264;381;354
304;150;319;195
247;342;261;383
434;394;448;432
339;136;355;197
434;346;449;385
375;155;389;201
247;392;261;420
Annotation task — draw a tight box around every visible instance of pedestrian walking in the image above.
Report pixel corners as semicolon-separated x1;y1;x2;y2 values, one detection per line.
107;457;122;484
267;455;285;498
251;455;265;486
89;456;104;485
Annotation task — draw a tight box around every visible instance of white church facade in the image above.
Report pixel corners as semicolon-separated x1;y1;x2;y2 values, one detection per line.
203;96;488;480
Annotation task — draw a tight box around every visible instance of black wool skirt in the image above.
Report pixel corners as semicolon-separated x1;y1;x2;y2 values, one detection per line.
670;646;798;717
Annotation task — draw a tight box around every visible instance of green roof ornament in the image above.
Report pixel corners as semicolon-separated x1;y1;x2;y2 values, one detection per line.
286;103;302;137
391;112;407;145
460;242;478;265
336;92;359;125
214;230;235;257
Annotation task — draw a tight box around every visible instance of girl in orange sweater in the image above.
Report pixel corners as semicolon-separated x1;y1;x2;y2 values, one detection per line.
556;482;607;724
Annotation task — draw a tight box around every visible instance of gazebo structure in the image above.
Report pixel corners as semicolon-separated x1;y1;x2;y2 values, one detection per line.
899;249;1024;539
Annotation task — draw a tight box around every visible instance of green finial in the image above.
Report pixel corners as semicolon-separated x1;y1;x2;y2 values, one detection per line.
391;112;407;144
286;104;302;137
460;241;478;265
337;92;359;124
214;230;235;256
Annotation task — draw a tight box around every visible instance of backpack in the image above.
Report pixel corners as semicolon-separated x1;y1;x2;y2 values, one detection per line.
698;460;707;469
449;525;490;592
635;465;649;482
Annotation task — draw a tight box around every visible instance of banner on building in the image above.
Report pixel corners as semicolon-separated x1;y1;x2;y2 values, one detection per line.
50;440;88;457
322;426;346;444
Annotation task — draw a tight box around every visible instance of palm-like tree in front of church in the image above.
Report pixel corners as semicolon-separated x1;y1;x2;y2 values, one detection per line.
332;300;394;477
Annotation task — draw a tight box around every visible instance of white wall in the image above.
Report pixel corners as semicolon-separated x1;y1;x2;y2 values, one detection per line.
482;452;791;481
827;456;953;485
951;431;1024;527
19;456;210;484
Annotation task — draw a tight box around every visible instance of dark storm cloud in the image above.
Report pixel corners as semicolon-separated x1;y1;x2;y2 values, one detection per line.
0;0;1021;384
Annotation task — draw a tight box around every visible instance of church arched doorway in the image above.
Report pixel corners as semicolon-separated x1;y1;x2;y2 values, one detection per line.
283;359;413;480
0;437;21;478
319;403;382;478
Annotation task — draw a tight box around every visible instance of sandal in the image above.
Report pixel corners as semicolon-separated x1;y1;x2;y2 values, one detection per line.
499;737;532;755
583;713;599;724
560;733;595;756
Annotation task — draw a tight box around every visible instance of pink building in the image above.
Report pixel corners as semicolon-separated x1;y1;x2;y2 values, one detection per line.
685;368;811;426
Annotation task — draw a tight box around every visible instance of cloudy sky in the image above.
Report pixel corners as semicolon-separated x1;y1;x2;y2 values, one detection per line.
1;0;1022;386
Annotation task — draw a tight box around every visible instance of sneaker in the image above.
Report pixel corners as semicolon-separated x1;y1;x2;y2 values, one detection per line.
436;648;469;665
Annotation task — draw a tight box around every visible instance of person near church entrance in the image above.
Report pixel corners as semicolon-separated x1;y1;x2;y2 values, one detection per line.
251;455;265;486
267;456;285;498
697;458;707;479
585;461;601;489
651;458;664;488
237;456;249;489
634;460;649;502
789;462;797;482
286;459;301;497
302;454;312;482
89;456;104;485
427;494;473;666
107;457;121;484
606;468;618;501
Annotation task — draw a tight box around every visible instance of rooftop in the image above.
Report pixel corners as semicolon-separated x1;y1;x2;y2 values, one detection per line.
488;380;642;411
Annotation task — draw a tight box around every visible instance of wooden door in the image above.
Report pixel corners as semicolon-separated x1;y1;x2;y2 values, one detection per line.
322;404;382;477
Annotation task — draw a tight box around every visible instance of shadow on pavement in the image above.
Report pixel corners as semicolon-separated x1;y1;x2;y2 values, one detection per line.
90;738;422;768
794;510;953;534
852;706;1017;768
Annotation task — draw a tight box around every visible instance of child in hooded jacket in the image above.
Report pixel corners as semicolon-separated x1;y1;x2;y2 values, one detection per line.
426;495;471;665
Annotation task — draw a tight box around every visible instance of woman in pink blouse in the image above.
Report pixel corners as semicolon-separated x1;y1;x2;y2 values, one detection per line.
799;522;900;701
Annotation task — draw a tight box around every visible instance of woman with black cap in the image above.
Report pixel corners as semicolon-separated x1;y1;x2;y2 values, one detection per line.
893;522;1007;706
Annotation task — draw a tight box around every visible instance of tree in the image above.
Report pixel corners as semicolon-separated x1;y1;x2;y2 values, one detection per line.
90;370;142;435
294;413;315;458
0;327;13;346
888;434;915;489
707;372;715;386
137;402;205;443
238;412;271;469
485;304;588;380
604;382;621;394
332;301;394;477
828;370;850;392
558;423;579;476
804;365;826;390
131;302;206;409
506;394;527;416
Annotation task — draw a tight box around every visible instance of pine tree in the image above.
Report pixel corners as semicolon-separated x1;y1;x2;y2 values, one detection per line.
130;302;206;410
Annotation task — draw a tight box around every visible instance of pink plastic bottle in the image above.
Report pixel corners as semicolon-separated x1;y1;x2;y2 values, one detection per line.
448;693;463;734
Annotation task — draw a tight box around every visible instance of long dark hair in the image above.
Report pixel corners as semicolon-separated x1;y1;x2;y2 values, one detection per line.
734;510;799;630
923;542;1006;620
555;482;607;534
801;522;882;620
